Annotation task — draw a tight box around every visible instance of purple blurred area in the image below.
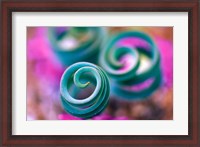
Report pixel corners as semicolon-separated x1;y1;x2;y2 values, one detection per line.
27;27;173;120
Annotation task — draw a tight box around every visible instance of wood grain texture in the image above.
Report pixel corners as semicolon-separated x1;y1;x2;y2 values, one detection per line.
0;0;199;146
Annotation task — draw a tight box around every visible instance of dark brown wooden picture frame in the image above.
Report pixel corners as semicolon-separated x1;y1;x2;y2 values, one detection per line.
1;0;199;146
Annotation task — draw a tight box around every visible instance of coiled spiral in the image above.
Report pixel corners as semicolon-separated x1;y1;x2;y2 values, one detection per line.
100;31;162;100
48;27;106;66
60;62;110;119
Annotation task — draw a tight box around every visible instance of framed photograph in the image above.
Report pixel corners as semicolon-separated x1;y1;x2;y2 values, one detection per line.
1;0;199;146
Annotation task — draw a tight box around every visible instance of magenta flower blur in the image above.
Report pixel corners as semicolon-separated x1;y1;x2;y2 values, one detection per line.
58;114;81;120
155;37;173;87
92;113;113;120
27;27;65;86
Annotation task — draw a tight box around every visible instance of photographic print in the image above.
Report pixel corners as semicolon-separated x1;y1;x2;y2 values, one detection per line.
27;27;173;120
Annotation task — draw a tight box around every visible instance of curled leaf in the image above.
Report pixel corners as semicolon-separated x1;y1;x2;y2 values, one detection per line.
48;27;106;66
100;31;162;100
60;62;110;118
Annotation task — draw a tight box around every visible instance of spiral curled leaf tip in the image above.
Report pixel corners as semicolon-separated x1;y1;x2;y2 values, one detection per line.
48;27;106;66
60;62;110;119
100;31;162;100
